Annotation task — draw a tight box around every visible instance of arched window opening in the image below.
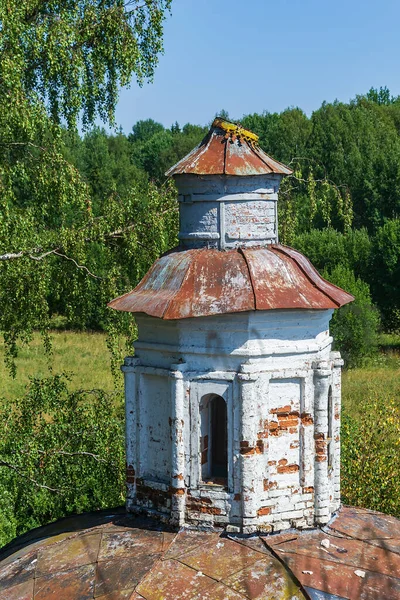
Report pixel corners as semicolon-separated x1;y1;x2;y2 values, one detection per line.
199;394;227;484
327;385;334;475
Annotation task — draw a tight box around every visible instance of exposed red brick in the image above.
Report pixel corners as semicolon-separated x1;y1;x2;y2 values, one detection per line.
268;460;276;466
263;479;278;491
270;405;291;415
315;440;327;454
257;507;271;516
136;480;172;507
316;455;327;462
200;497;212;504
314;432;324;440
126;465;136;484
289;427;298;434
240;446;256;455
278;458;288;466
301;413;314;426
277;463;299;474
256;440;264;454
187;503;221;515
303;486;314;493
172;473;184;480
277;415;299;428
234;493;241;501
290;441;300;449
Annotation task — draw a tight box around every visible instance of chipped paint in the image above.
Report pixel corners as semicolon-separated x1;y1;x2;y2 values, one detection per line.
108;245;354;318
110;116;352;533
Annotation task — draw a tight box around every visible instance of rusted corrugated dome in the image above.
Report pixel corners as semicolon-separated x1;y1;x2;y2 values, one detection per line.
2;506;400;599
166;118;293;177
108;245;354;319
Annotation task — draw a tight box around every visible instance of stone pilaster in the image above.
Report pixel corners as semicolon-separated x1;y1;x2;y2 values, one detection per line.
238;365;262;533
170;364;187;526
313;360;332;524
331;351;344;512
121;356;140;511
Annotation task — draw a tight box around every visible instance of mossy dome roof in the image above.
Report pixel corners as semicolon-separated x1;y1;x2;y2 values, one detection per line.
1;506;400;599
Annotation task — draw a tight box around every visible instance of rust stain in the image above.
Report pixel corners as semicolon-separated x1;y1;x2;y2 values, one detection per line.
108;245;353;319
2;506;400;600
165;118;293;177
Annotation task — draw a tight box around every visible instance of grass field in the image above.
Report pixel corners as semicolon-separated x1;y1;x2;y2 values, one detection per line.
1;331;399;405
342;338;400;415
0;331;121;399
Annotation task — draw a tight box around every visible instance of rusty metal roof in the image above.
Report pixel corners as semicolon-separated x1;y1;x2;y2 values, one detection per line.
1;506;400;599
165;118;293;177
108;245;354;319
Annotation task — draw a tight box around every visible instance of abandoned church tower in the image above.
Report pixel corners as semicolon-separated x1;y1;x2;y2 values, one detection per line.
109;118;353;534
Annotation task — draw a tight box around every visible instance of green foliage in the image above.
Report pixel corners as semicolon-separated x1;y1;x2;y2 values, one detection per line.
309;98;400;231
322;265;380;367
341;396;400;516
0;374;125;547
293;228;372;280
129;119;207;183
0;0;172;128
370;219;400;330
0;0;175;369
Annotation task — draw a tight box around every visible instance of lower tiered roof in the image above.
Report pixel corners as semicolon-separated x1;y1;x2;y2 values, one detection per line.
108;245;354;319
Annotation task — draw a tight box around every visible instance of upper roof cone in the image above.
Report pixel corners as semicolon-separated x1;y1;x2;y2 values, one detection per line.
166;118;293;177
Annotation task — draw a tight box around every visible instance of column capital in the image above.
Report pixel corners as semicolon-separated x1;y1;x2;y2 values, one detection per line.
238;363;260;381
312;360;331;378
170;362;187;379
330;351;344;368
121;356;140;373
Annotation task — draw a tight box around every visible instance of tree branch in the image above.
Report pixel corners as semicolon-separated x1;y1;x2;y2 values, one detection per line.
0;459;61;493
0;246;102;279
53;251;102;279
37;449;108;463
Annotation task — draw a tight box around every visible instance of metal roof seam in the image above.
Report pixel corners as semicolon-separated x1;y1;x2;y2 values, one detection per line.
238;247;258;310
250;144;277;174
271;245;343;308
223;135;228;175
163;248;202;319
247;143;293;175
284;245;354;305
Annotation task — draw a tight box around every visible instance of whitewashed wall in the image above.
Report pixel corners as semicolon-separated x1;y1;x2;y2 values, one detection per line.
177;174;282;249
122;309;342;532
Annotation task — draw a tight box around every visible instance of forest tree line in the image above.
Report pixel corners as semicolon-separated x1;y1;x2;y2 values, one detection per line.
1;0;399;546
53;87;400;366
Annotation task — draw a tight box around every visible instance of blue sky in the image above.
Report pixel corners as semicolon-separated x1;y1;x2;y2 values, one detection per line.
113;0;400;132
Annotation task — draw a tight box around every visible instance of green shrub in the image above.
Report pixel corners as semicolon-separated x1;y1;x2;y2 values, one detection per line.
0;375;125;547
341;396;400;516
323;265;380;367
293;227;372;280
371;219;400;330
